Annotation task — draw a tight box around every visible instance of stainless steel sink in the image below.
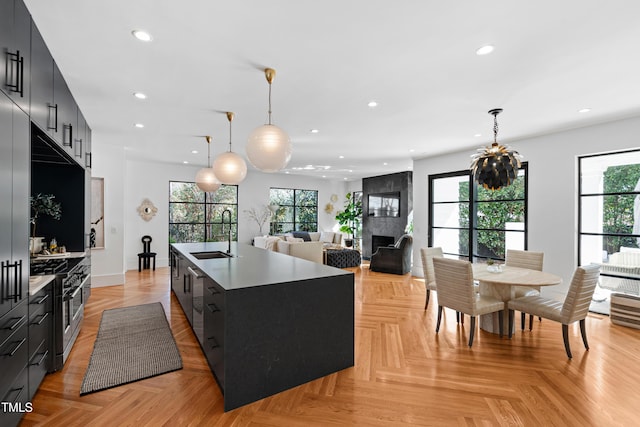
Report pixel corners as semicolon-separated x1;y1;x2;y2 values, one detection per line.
190;251;233;260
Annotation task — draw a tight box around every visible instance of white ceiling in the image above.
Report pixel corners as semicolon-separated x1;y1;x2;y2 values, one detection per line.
24;0;640;181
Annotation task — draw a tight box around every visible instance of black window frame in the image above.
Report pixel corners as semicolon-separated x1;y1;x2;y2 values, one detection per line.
269;187;318;233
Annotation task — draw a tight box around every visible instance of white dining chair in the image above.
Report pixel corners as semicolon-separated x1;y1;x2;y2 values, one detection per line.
433;257;505;347
420;247;443;310
506;249;544;330
507;264;600;358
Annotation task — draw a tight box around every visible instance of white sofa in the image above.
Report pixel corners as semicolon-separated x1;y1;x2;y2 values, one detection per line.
253;231;342;264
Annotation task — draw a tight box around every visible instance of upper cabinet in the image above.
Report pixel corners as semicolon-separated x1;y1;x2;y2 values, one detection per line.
30;19;89;169
1;0;31;114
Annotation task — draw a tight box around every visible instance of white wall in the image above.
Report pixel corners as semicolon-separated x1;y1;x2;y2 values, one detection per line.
90;142;126;287
412;116;640;300
91;151;349;284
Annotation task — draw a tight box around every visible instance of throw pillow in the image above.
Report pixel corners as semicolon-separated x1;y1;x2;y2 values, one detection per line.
286;236;304;243
320;231;335;243
292;231;311;241
264;236;281;251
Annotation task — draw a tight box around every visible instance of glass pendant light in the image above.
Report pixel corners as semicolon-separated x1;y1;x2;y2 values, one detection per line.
246;68;292;172
212;112;247;185
470;108;523;191
195;136;221;192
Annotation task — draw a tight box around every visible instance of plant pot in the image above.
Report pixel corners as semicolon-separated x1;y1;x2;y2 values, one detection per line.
344;239;353;248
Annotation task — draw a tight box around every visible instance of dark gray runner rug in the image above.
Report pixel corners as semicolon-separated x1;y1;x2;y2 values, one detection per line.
80;302;183;395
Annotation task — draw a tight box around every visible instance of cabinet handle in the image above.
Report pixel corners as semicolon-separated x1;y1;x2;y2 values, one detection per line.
85;152;92;168
34;293;50;305
34;312;50;326
206;303;220;313
207;336;220;349
75;138;83;158
63;124;73;147
6;338;26;357
47;104;59;132
5;315;26;331
1;260;7;302
5;50;24;97
188;266;205;279
31;350;49;367
4;385;24;404
206;286;220;295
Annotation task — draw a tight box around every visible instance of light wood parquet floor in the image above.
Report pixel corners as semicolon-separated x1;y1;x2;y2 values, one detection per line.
20;265;640;426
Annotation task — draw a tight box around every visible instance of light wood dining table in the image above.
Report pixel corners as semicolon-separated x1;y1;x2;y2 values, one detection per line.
472;264;562;334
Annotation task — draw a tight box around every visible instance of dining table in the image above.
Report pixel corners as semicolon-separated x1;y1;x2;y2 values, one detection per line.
472;264;562;334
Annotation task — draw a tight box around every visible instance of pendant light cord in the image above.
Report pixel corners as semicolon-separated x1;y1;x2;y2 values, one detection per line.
229;118;233;152
268;82;273;125
493;114;499;145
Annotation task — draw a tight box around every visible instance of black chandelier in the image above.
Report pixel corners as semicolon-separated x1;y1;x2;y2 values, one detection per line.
470;108;522;191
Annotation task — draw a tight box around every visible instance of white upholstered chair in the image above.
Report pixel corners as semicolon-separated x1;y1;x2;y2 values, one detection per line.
507;264;600;359
506;249;544;330
420;247;443;310
432;257;505;347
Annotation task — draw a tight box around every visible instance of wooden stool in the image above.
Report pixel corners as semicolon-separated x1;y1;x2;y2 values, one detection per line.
138;235;156;271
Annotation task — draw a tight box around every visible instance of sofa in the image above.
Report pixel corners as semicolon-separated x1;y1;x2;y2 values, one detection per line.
253;234;325;264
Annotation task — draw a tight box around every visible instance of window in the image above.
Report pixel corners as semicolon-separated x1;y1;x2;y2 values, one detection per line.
579;150;640;297
169;181;238;243
429;164;528;261
269;188;318;233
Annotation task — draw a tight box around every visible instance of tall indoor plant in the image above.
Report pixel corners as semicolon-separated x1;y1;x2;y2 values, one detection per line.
335;192;362;247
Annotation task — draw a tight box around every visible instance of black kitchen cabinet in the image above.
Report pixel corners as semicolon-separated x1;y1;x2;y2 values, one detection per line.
29;22;54;139
53;62;77;153
203;278;225;390
28;280;53;399
0;0;31;114
170;250;193;325
0;92;29;319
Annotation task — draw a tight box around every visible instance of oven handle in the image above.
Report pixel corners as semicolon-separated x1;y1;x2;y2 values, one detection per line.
71;283;84;299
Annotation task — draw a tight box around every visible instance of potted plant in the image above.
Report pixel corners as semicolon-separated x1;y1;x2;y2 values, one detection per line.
335;193;362;247
30;193;62;254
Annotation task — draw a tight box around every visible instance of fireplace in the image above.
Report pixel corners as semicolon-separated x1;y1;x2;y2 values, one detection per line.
372;235;395;255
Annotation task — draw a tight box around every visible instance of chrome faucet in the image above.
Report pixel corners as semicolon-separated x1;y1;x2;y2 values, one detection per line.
221;209;232;253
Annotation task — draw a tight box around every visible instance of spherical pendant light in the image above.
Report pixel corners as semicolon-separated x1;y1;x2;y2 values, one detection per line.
247;124;292;172
212;112;247;185
195;136;221;192
246;68;292;172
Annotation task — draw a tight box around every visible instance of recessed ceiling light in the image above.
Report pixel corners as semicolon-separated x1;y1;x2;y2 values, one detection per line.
310;129;319;133
132;30;153;42
339;155;344;159
133;92;147;100
285;171;290;174
383;162;388;166
135;123;144;128
344;177;348;181
476;45;494;55
368;101;378;108
191;150;198;154
322;175;326;178
348;170;353;173
474;133;482;137
578;108;591;113
183;161;189;164
409;149;415;153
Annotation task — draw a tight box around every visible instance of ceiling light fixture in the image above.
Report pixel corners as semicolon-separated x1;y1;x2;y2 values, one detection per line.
131;30;153;42
213;112;247;185
135;123;144;128
476;45;494;55
133;92;147;99
470;108;522;191
310;129;319;133
578;108;591;113
195;136;221;192
246;68;292;172
191;150;198;154
368;101;378;108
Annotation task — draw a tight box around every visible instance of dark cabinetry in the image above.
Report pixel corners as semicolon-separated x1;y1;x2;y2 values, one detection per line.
28;281;53;399
170;249;192;325
0;0;30;114
203;278;225;390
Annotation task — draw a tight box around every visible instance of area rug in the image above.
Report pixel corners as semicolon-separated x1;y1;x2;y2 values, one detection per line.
80;302;183;395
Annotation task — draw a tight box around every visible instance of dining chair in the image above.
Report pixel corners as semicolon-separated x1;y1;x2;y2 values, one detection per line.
506;249;544;330
432;257;505;346
420;247;443;310
507;264;600;359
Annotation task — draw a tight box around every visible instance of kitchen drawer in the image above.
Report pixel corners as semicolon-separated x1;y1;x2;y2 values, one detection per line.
28;339;50;399
0;301;28;348
0;321;28;399
204;279;225;390
28;309;51;359
29;282;52;317
0;365;29;427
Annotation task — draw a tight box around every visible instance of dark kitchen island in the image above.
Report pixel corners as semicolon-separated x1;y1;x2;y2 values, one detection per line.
170;242;355;411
